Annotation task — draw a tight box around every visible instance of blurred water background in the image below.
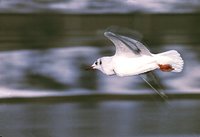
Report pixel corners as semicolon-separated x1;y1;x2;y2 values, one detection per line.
0;0;200;137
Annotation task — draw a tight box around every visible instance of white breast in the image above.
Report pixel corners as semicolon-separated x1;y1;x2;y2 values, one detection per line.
113;55;158;76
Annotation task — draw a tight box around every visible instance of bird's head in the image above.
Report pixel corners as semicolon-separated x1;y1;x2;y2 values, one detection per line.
90;58;103;71
86;57;115;75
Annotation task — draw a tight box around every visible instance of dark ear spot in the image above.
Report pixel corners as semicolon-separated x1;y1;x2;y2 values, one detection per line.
100;60;102;65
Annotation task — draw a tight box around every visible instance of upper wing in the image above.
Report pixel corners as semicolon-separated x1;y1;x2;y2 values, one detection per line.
104;31;152;57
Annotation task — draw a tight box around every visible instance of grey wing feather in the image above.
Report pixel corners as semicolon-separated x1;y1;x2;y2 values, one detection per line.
120;35;152;56
140;71;168;100
104;31;152;57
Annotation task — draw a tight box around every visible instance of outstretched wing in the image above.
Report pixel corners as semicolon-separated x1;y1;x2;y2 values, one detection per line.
104;31;152;58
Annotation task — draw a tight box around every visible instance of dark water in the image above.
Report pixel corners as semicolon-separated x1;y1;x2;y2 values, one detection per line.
1;101;200;137
1;1;200;137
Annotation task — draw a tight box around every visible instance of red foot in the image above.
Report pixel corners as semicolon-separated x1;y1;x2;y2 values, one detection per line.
158;64;174;72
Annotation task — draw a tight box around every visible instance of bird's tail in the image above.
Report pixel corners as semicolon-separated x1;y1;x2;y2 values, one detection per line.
154;50;184;72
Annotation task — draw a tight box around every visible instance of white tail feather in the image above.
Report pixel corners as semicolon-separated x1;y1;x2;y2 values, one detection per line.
154;50;184;72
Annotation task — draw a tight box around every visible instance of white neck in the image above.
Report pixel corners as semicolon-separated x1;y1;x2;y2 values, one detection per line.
101;56;115;75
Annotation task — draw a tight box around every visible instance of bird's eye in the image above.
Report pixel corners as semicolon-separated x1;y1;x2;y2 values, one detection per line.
100;60;102;65
95;61;98;65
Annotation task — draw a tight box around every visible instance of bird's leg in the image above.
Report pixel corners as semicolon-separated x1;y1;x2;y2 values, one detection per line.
158;64;174;72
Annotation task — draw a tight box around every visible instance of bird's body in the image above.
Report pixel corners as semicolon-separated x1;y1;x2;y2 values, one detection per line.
102;55;159;76
89;31;184;99
112;55;158;76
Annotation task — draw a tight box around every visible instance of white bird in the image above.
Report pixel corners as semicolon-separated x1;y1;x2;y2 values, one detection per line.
89;31;184;99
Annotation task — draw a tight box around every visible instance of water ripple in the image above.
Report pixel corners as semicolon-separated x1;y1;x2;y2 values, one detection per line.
1;0;200;13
